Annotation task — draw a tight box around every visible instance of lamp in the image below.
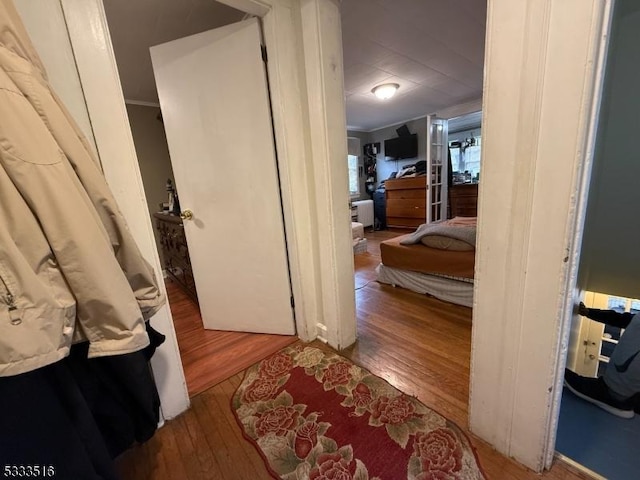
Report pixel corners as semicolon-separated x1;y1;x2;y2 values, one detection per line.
372;83;399;100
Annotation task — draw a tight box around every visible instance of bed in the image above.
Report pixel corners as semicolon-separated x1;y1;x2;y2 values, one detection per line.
377;217;476;307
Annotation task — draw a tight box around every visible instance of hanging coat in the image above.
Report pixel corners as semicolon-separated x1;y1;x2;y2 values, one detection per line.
0;0;165;376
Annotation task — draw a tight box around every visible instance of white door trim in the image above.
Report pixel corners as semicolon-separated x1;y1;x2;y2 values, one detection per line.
299;0;356;349
470;0;613;470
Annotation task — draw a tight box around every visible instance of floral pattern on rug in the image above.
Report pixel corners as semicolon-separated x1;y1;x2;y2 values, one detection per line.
232;346;486;480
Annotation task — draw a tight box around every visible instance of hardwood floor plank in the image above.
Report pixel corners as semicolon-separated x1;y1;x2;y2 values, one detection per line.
180;401;223;479
198;385;272;479
190;394;240;479
207;377;273;478
171;415;213;480
157;424;190;480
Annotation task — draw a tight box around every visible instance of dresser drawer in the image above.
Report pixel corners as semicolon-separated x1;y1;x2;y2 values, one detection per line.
449;184;478;217
385;176;427;191
384;176;427;228
386;188;426;200
387;216;424;228
386;198;426;218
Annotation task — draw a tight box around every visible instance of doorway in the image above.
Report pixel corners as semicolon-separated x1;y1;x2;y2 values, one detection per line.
102;0;296;397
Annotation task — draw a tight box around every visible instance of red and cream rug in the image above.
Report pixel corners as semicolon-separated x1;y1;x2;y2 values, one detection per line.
232;345;486;479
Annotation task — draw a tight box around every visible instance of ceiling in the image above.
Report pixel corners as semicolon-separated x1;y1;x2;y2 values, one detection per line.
104;0;486;132
342;0;486;131
103;0;245;103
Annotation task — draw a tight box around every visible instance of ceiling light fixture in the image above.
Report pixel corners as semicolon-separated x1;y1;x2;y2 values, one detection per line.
372;83;399;100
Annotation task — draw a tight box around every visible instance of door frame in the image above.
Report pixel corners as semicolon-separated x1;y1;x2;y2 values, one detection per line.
43;0;613;471
470;0;614;470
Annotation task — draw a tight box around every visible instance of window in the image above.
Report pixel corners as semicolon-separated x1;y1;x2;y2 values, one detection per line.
348;155;359;196
347;137;361;197
449;132;481;184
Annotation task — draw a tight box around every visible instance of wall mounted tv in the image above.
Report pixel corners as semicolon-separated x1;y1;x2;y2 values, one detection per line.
384;134;418;160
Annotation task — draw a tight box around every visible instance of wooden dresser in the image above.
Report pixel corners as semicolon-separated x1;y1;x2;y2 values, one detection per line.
153;212;198;303
385;176;427;228
449;183;479;217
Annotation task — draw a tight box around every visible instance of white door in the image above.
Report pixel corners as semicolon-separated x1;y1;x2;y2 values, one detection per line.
426;115;448;223
150;18;295;335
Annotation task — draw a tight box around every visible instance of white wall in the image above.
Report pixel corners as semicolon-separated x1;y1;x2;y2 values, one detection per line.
579;0;640;300
369;117;428;186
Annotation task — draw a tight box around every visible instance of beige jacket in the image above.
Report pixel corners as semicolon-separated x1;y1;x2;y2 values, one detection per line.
0;0;165;376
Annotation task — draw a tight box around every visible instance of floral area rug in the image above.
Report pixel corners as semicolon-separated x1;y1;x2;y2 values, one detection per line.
232;345;486;480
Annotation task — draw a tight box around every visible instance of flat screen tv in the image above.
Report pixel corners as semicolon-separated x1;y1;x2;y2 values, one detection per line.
384;134;418;160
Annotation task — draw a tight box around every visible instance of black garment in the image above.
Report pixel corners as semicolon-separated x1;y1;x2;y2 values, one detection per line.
65;322;165;458
0;323;165;477
583;307;634;329
414;160;427;175
0;358;120;480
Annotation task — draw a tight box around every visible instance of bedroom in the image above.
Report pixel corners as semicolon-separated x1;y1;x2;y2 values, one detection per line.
340;1;484;305
11;0;622;477
348;1;640;478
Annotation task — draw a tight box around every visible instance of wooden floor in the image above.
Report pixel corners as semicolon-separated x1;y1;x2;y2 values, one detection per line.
165;279;296;397
117;231;593;480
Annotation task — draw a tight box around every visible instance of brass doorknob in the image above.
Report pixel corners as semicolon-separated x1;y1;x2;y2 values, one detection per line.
180;209;193;221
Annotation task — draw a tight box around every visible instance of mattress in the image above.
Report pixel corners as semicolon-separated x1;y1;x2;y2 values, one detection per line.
376;264;473;308
380;234;475;279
